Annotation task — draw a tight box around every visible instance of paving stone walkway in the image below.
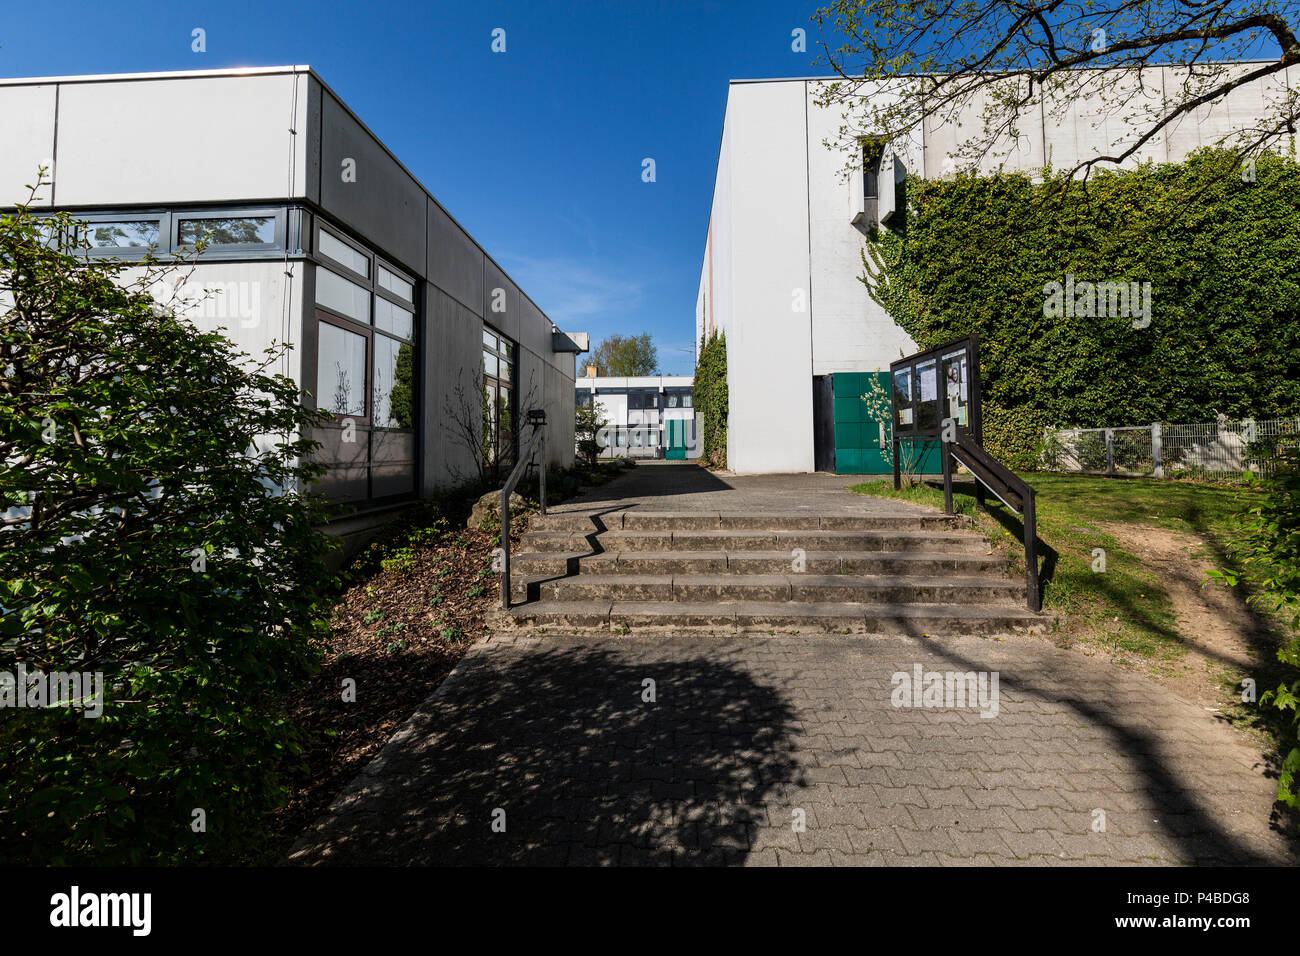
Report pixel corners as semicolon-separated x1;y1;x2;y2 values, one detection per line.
289;630;1297;866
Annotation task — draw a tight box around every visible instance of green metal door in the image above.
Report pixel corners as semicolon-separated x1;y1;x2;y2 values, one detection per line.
831;372;941;476
665;419;687;460
833;372;891;475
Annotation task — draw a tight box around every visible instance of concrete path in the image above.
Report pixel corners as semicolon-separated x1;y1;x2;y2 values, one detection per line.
549;461;929;516
288;464;1296;866
289;629;1295;866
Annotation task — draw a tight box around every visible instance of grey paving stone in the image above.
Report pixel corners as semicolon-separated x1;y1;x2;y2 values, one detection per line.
288;629;1298;867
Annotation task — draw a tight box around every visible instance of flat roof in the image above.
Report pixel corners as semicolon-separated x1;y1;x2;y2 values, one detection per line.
0;65;310;86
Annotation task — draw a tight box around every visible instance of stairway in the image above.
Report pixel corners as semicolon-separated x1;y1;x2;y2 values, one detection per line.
492;510;1044;634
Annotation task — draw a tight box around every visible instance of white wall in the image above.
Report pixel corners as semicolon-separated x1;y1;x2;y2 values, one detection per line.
0;70;311;208
717;81;815;474
132;260;306;383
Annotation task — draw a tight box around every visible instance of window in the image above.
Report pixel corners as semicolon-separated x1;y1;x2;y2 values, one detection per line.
317;321;368;418
312;222;419;505
373;335;415;429
378;265;413;302
316;268;371;324
82;220;160;249
863;142;884;200
319;230;370;277
575;388;593;408
374;298;414;340
482;327;516;474
665;387;693;409
628;388;660;411
177;215;276;248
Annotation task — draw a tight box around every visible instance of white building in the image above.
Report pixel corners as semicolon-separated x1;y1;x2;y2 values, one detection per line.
575;375;700;459
697;64;1296;475
0;66;586;550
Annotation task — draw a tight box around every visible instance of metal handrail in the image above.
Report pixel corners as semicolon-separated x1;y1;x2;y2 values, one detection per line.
940;432;1041;612
499;421;547;609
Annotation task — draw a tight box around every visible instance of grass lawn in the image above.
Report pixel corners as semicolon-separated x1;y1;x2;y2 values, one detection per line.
850;472;1269;670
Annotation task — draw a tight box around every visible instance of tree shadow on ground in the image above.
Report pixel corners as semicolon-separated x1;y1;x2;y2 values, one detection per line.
288;644;801;866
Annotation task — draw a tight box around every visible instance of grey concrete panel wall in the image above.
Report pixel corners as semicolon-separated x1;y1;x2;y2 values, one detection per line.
427;198;485;316
53;74;309;207
304;77;323;206
423;284;486;493
0;84;57;206
483;260;523;343
319;91;427;276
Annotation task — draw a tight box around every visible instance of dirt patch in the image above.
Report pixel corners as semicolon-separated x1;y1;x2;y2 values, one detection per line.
262;512;524;861
1095;520;1276;711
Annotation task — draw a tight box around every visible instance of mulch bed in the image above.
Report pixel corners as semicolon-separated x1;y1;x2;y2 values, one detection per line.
263;505;528;861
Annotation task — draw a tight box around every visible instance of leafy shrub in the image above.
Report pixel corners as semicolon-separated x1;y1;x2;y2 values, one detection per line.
981;404;1049;471
693;331;728;468
0;202;330;864
1076;432;1108;472
1210;449;1300;814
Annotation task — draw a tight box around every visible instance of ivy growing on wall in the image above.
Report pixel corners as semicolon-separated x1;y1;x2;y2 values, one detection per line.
693;331;728;469
864;148;1300;467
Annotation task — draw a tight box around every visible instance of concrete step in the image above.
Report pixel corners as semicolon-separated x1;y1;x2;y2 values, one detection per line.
493;600;1044;634
521;528;991;554
512;573;1025;605
512;549;1004;576
527;511;964;533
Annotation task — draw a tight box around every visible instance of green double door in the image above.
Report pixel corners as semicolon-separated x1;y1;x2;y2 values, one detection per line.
665;419;688;460
831;372;939;476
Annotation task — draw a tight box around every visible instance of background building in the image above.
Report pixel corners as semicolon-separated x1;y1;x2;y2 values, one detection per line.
0;66;585;542
575;374;700;459
697;64;1295;475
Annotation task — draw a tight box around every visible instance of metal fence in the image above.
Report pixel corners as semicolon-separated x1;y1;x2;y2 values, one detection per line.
1044;418;1300;480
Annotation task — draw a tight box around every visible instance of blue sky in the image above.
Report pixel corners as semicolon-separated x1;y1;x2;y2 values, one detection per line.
0;0;836;375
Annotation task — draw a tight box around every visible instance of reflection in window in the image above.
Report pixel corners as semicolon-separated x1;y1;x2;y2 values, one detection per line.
178;216;275;247
316;267;371;324
373;336;415;428
482;327;516;472
916;358;939;431
84;220;160;248
318;322;367;417
893;368;914;428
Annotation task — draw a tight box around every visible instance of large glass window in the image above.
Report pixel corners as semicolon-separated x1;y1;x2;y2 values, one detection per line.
482;327;516;474
665;387;693;409
313;224;419;505
318;321;368;418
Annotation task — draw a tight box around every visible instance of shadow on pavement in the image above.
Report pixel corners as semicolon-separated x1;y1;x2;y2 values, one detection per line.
289;644;800;865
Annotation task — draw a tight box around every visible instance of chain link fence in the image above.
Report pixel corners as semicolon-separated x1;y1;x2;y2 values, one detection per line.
1043;417;1300;480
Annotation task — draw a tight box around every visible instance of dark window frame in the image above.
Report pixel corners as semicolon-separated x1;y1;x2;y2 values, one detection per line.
172;207;285;255
316;310;373;427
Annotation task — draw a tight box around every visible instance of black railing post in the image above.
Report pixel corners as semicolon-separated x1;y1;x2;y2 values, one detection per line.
1023;487;1040;612
941;437;953;514
539;421;547;517
499;483;511;610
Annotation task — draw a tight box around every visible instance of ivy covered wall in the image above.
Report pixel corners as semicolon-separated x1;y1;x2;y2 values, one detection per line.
693;331;728;469
865;148;1300;467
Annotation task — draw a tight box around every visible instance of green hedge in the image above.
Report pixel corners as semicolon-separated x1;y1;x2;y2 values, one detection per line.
694;331;728;468
865;148;1300;457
